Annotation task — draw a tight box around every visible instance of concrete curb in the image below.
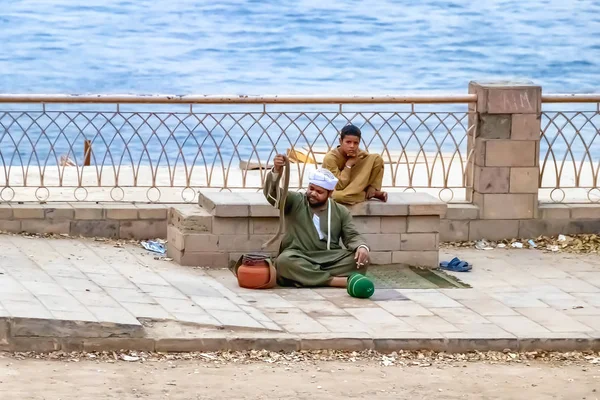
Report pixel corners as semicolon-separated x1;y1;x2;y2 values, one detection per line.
2;319;599;353
0;317;143;340
3;337;599;353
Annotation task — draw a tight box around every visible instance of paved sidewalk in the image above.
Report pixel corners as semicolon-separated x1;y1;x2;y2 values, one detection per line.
0;234;599;351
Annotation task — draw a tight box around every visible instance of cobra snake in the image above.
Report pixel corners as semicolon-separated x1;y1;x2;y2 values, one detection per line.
261;156;291;250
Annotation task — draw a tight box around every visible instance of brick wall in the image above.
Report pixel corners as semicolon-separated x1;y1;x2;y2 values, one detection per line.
166;192;446;268
441;203;600;241
2;200;595;246
0;203;167;239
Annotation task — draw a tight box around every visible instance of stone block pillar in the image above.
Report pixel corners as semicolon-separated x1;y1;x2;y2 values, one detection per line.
467;81;541;220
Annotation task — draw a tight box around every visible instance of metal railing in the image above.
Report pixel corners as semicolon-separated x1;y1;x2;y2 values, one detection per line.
540;94;600;203
0;94;476;203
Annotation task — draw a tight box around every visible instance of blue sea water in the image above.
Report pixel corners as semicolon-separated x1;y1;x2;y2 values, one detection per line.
0;0;599;171
1;0;599;94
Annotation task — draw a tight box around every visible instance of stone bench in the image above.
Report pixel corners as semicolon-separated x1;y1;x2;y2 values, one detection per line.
167;191;446;268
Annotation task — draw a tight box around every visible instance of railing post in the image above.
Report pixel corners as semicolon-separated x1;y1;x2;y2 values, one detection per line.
467;81;541;222
84;140;92;166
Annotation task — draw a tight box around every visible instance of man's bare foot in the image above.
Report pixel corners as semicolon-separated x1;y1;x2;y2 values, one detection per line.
328;276;348;288
366;186;377;199
373;191;388;202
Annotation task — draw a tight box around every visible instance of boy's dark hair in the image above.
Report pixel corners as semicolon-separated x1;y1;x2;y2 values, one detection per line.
340;124;361;140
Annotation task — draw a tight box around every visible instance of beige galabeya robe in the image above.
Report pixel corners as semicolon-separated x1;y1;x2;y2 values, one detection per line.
322;147;384;205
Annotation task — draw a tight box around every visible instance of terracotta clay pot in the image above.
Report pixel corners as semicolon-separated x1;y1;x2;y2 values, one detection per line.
236;254;274;289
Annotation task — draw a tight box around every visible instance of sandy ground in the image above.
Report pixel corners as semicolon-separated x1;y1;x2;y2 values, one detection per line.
0;357;598;400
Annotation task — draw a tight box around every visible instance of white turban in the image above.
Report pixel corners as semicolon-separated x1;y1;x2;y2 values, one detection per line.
308;168;338;191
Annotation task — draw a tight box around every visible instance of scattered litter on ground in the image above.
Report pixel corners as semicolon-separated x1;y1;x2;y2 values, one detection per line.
443;234;600;254
0;230;139;246
1;350;598;368
474;240;494;250
0;231;172;260
120;354;141;362
141;240;166;254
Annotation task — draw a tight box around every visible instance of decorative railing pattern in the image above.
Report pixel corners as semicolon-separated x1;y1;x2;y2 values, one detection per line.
0;95;475;203
2;92;598;204
540;95;600;203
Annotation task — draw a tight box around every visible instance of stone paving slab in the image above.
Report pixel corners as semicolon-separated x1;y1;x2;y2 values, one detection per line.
1;234;600;352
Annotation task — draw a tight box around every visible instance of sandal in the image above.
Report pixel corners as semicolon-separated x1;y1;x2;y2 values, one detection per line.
440;257;472;272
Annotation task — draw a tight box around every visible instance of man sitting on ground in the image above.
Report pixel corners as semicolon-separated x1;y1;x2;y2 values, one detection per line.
263;154;371;288
322;124;388;205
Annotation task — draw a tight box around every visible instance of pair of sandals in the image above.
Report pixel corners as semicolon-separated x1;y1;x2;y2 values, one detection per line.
439;257;472;272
